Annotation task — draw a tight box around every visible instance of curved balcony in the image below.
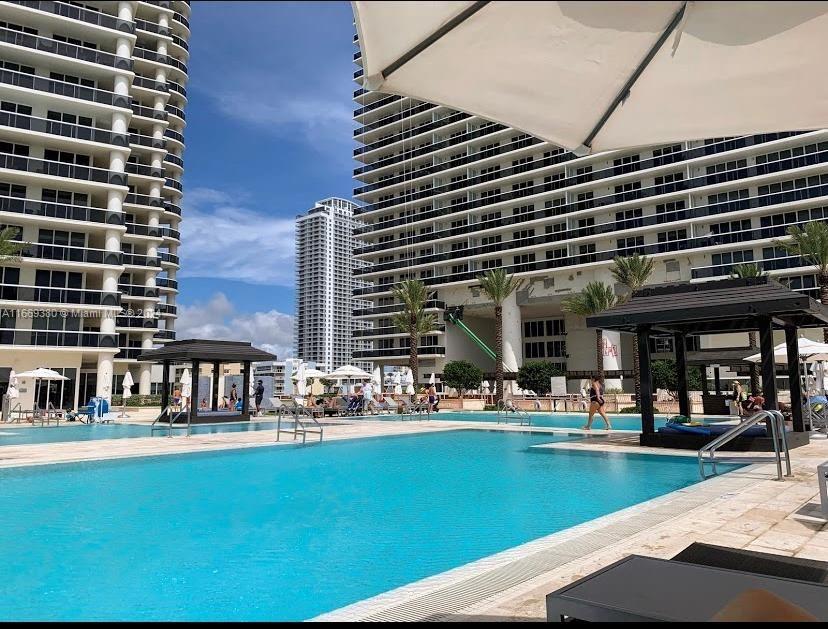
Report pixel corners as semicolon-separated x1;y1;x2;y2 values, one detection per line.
22;242;122;266
163;201;181;216
119;283;159;298
354;94;402;118
0;26;133;71
354;112;472;157
125;160;163;179
156;302;177;316
132;46;188;75
0;195;123;225
129;131;166;149
132;75;168;94
0;67;131;108
355;102;438;137
116;316;158;329
0;109;129;147
154;329;176;340
164;128;184;145
164;177;182;192
172;10;189;31
135;18;170;36
122;252;161;267
0;329;119;348
158;251;179;266
353;346;445;359
155;277;178;290
159;226;180;240
163;152;183;168
0;284;120;307
125;221;162;238
0;152;127;186
165;104;185;122
9;1;134;34
168;80;186;99
170;34;188;53
124;192;163;208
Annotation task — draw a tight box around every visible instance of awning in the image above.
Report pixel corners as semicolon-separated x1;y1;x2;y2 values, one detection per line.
353;1;828;154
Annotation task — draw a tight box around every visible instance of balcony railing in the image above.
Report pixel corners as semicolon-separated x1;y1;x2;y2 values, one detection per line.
165;104;185;121
129;132;166;149
0;26;132;71
168;80;186;98
133;46;188;74
0;194;123;225
132;75;167;92
172;10;189;30
0;152;126;185
135;17;169;36
116;347;142;359
0;328;118;348
156;302;177;315
164;177;182;192
124;192;163;208
125;222;162;237
164;128;184;144
353;324;445;337
154;329;176;340
163;152;184;168
0;110;128;146
0;283;120;306
119;283;159;298
170;34;188;52
10;1;134;33
691;254;810;280
164;201;182;215
155;277;178;290
0;67;131;108
354;112;472;156
354;94;402;118
22;242;122;265
122;252;161;267
354;102;438;137
160;226;180;240
158;251;179;265
353;346;445;359
116;316;158;328
353;300;445;317
125;160;163;178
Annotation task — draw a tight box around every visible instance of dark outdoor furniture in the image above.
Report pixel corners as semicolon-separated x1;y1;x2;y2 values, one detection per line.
546;555;828;622
137;339;276;424
673;542;828;584
587;278;828;449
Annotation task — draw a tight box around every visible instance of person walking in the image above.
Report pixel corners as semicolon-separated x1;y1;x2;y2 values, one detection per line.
583;375;612;430
254;380;265;416
229;383;239;409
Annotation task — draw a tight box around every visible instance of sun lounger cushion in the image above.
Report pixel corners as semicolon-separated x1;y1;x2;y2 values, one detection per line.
672;543;828;584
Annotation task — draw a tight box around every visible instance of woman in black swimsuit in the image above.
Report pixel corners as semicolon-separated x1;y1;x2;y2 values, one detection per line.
583;375;612;430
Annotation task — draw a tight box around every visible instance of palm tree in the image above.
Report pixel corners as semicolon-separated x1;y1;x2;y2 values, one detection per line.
610;254;655;409
777;222;828;342
477;268;525;404
0;226;24;262
562;281;617;382
731;263;764;393
391;279;436;389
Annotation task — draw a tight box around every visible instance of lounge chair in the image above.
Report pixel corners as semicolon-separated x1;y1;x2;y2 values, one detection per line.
366;396;394;414
322;397;348;417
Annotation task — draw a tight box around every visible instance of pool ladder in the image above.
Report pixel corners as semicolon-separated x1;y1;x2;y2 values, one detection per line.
151;404;191;437
496;400;532;426
276;405;323;445
698;410;791;481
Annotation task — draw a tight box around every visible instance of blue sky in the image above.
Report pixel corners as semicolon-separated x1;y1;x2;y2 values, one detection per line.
176;1;356;356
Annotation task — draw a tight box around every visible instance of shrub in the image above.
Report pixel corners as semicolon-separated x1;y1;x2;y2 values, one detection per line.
651;360;703;392
516;361;565;396
442;360;483;397
111;394;162;407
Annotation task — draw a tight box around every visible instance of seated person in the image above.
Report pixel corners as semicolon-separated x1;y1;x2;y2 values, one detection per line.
741;393;765;414
199;398;208;411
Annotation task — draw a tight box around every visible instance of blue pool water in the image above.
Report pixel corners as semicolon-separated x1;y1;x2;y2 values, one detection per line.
426;411;670;431
0;430;737;621
0;420;297;446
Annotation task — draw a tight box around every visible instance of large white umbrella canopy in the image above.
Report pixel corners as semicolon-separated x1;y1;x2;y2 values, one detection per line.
180;368;191;399
353;1;828;155
293;362;307;396
745;338;828;364
392;370;402;395
404;368;415;395
372;366;382;387
324;365;374;380
429;372;436;386
17;368;67;411
122;371;134;399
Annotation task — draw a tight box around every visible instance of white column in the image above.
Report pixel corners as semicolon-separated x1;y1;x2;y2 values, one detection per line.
501;291;522;374
96;354;114;401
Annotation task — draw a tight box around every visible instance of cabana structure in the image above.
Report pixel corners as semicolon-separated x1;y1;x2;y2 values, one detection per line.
587;278;828;450
137;339;276;424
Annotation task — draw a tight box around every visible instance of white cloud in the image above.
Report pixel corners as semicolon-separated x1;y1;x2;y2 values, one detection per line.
179;187;295;286
176;292;294;358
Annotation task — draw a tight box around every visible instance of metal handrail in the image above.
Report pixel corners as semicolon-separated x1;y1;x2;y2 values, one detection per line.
276;404;323;444
496;400;532;426
150;404;190;436
698;410;792;480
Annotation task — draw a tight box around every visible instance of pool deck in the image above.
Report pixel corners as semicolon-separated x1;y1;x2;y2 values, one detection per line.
2;414;828;622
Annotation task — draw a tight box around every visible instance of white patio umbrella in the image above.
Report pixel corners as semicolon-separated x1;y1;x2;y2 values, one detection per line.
324;365;374;380
17;368;67;412
482;380;490;395
180;368;191;409
353;2;828;155
744;338;828;364
372;366;383;387
404;368;415;395
120;371;134;418
293;362;307;397
392;370;402;395
428;372;436;386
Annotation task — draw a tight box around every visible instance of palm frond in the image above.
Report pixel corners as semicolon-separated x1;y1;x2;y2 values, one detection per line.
561;281;617;317
476;268;525;305
730;263;765;278
0;226;24;263
776;222;828;275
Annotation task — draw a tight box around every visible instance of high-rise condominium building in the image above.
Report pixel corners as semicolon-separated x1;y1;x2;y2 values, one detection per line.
352;36;828;389
295;197;372;373
0;0;189;410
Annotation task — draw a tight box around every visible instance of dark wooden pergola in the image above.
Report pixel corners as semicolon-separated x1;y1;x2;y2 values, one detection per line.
137;339;276;424
587;278;828;448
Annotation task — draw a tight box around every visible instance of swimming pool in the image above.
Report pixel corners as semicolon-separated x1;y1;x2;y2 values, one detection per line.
0;430;738;621
422;410;670;431
0;419;304;446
